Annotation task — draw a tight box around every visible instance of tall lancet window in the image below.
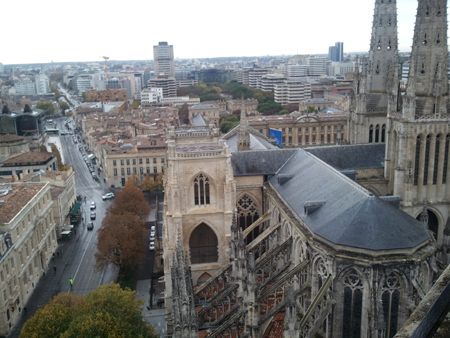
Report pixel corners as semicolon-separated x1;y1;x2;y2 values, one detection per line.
443;135;450;184
193;174;210;205
237;194;260;243
414;135;421;186
382;273;401;338
375;125;380;143
381;124;386;143
369;125;374;143
342;271;363;338
424;135;431;185
433;135;441;184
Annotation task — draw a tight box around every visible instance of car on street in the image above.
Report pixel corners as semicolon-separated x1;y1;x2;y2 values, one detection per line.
92;173;98;180
61;230;72;239
102;193;114;200
87;222;94;231
149;233;155;241
90;202;96;210
90;212;96;220
149;242;155;251
150;225;155;232
62;225;74;232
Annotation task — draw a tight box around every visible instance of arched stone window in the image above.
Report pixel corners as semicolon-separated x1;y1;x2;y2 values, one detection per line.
416;209;439;240
443;134;450;184
375;124;380;143
414;135;421;186
237;194;260;242
381;272;401;338
189;223;218;264
423;135;431;185
381;124;386;143
342;271;363;338
433;134;441;184
193;173;210;205
369;125;374;143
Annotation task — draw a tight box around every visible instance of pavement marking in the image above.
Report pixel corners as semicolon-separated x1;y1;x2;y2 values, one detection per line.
68;229;95;292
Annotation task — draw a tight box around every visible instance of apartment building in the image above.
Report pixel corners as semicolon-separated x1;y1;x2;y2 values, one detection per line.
0;182;58;335
14;79;35;96
274;80;312;105
35;74;50;95
104;140;166;188
257;74;286;92
147;76;176;98
85;89;127;102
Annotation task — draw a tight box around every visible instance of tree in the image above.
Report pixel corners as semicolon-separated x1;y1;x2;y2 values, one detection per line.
130;101;141;109
50;84;61;100
40;144;48;152
306;106;319;115
20;284;157;338
59;101;69;112
142;174;153;191
275;109;289;115
23;104;32;113
2;105;10;114
111;183;150;221
51;144;70;171
283;103;298;113
257;101;283;115
126;173;141;189
149;173;164;191
36;101;55;115
178;103;189;124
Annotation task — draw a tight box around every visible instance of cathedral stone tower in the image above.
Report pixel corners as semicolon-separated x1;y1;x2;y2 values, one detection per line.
163;125;236;333
385;0;449;248
349;0;399;144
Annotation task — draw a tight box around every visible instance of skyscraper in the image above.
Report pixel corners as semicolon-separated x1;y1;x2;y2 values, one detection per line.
328;42;344;61
153;41;175;77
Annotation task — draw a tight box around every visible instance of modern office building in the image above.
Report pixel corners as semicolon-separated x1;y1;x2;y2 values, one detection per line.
307;57;328;76
147;76;176;98
35;74;50;95
328;41;344;61
274;80;312;105
153;42;175;77
14;79;35;96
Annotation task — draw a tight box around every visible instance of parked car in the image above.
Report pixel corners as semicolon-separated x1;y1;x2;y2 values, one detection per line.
61;231;72;239
90;202;96;210
92;173;98;180
102;193;114;200
87;222;94;231
90;212;96;220
62;225;74;232
150;233;155;241
150;226;155;232
149;242;155;251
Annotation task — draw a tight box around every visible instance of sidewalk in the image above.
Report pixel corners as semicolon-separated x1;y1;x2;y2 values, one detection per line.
136;278;166;337
7;244;73;338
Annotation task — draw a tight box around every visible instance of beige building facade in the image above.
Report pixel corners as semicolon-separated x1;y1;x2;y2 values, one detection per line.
0;182;58;335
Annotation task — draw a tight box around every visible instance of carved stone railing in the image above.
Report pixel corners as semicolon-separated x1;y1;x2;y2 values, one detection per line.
176;150;224;158
205;309;248;338
194;264;232;304
255;237;293;287
299;275;333;338
198;283;239;328
258;261;309;324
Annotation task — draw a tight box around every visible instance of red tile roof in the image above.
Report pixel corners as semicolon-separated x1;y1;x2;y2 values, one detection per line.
2;152;54;165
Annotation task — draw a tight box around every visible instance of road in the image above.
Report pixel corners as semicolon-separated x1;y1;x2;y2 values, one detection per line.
56;117;118;295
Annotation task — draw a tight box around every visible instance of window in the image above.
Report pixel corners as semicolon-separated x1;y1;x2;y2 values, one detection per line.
133;167;137;174
382;124;386;143
161;158;165;164
189;223;218;264
382;273;401;338
328;126;331;131
313;127;316;132
305;127;309;132
433;135;441;185
113;160;116;166
127;168;131;175
414;135;421;186
133;159;136;165
289;128;292;133
444;135;450;184
237;194;260;243
298;128;302;133
0;271;3;282
121;168;125;175
162;167;164;174
114;169;117;176
146;167;150;174
424;135;431;185
193;174;210;205
126;159;130;165
375;125;380;143
369;124;374;143
121;160;124;166
153;158;157;164
154;167;157;174
305;135;309;144
146;158;150;164
139;158;143;164
342;271;363;338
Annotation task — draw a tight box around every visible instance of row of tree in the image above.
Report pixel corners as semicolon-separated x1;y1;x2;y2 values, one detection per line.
20;283;157;338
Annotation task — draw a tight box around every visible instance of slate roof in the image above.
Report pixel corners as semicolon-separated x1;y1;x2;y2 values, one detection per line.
192;113;208;126
268;149;431;251
222;125;278;152
306;144;385;170
231;149;296;176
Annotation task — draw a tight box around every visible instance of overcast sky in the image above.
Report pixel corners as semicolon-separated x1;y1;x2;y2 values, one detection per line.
3;0;422;65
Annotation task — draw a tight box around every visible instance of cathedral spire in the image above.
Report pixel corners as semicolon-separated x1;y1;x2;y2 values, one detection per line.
366;0;399;95
237;96;250;151
407;0;448;117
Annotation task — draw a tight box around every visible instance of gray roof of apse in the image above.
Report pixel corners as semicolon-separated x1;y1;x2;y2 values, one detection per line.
306;144;385;170
231;149;296;176
269;149;431;251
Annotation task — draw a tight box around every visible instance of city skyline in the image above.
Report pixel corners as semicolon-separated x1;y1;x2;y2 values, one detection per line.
2;0;426;65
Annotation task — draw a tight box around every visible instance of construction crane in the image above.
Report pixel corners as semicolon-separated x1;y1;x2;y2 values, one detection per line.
100;56;110;80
